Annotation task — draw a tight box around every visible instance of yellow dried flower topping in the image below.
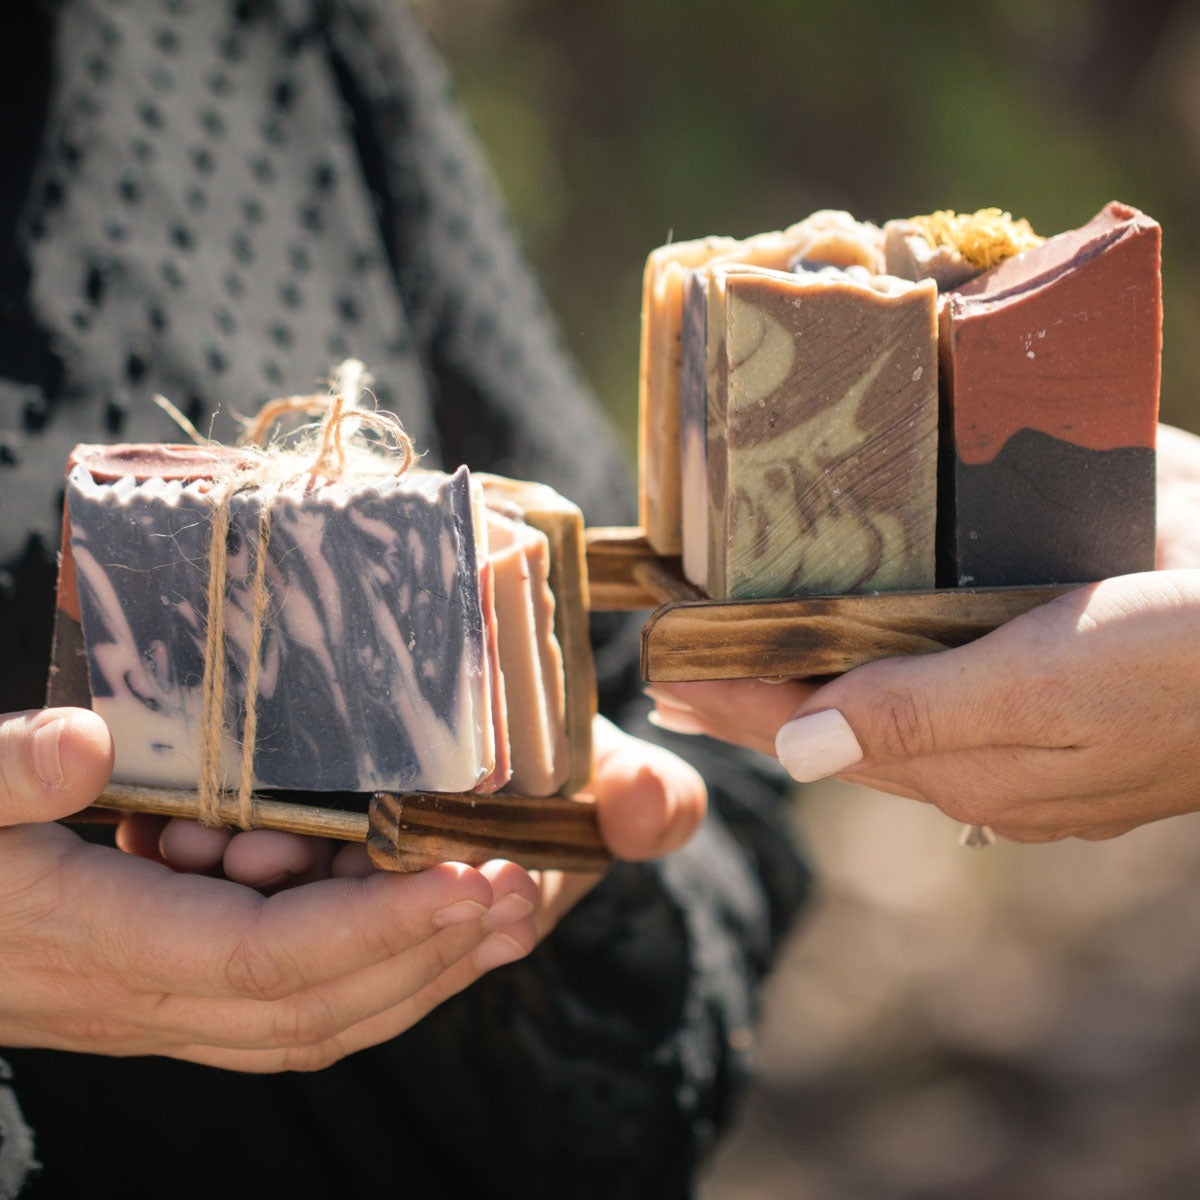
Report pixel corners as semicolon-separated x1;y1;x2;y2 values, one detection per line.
909;207;1043;271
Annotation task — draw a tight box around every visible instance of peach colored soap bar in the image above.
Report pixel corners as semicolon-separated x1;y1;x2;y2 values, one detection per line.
478;473;594;797
486;511;569;797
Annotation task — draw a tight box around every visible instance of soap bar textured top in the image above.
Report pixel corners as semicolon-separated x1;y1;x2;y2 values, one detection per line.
940;200;1161;586
65;447;495;794
706;265;938;599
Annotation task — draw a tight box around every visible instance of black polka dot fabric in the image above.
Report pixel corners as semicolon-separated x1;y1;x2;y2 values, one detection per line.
0;4;809;1197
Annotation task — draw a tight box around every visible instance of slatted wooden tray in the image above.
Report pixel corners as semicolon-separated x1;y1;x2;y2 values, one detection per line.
584;526;1073;680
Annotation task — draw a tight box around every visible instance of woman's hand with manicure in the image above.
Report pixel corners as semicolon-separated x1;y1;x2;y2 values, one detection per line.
648;569;1200;844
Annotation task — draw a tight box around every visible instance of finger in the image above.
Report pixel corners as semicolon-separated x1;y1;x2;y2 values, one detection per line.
149;917;497;1053
524;867;590;939
770;591;1103;783
221;830;335;891
0;708;114;826
590;714;707;860
158;818;233;873
843;743;1147;840
64;845;498;1001
171;917;539;1074
115;813;170;864
477;859;538;932
330;842;375;877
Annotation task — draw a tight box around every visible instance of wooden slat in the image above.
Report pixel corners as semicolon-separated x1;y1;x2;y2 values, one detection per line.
368;791;611;874
93;783;370;841
584;527;672;609
639;585;1074;681
90;783;611;875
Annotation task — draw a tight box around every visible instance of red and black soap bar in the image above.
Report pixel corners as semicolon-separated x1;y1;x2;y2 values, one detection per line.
938;201;1161;587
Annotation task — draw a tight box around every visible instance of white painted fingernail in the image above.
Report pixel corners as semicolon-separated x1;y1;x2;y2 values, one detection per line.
774;709;863;782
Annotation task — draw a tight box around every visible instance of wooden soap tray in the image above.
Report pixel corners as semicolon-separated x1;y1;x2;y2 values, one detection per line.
583;527;1073;680
86;525;1071;873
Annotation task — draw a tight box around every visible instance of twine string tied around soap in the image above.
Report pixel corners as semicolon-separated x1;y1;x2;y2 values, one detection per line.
185;360;416;829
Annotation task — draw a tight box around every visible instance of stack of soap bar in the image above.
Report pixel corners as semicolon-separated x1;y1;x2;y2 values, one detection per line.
486;511;569;797
640;211;885;560
704;265;939;599
478;473;593;797
57;444;589;798
939;201;1161;585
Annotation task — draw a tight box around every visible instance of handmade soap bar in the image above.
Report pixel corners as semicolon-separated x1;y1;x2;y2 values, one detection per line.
705;265;938;599
473;549;512;795
676;212;885;585
486;511;569;797
478;473;594;797
63;444;497;794
639;234;741;557
939;201;1161;586
641;212;885;559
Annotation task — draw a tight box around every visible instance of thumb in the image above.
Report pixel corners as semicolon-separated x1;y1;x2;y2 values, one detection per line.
590;715;707;861
0;708;115;826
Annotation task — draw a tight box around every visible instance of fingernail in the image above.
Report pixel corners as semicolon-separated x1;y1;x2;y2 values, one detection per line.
473;931;527;972
32;715;66;787
775;709;863;782
432;899;489;929
644;686;695;711
482;893;535;932
648;708;707;736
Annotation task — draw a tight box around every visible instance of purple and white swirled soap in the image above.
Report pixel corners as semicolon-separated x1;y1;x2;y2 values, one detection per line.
61;443;502;794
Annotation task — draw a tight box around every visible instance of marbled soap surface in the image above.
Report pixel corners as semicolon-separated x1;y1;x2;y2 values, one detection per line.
67;464;493;793
706;266;938;600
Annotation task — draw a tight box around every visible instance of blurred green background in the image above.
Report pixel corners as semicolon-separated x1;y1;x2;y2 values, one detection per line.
415;4;1200;1198
417;0;1200;453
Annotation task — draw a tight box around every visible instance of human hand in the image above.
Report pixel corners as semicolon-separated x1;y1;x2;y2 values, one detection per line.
649;569;1200;844
0;705;545;1072
128;713;707;943
523;714;707;938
